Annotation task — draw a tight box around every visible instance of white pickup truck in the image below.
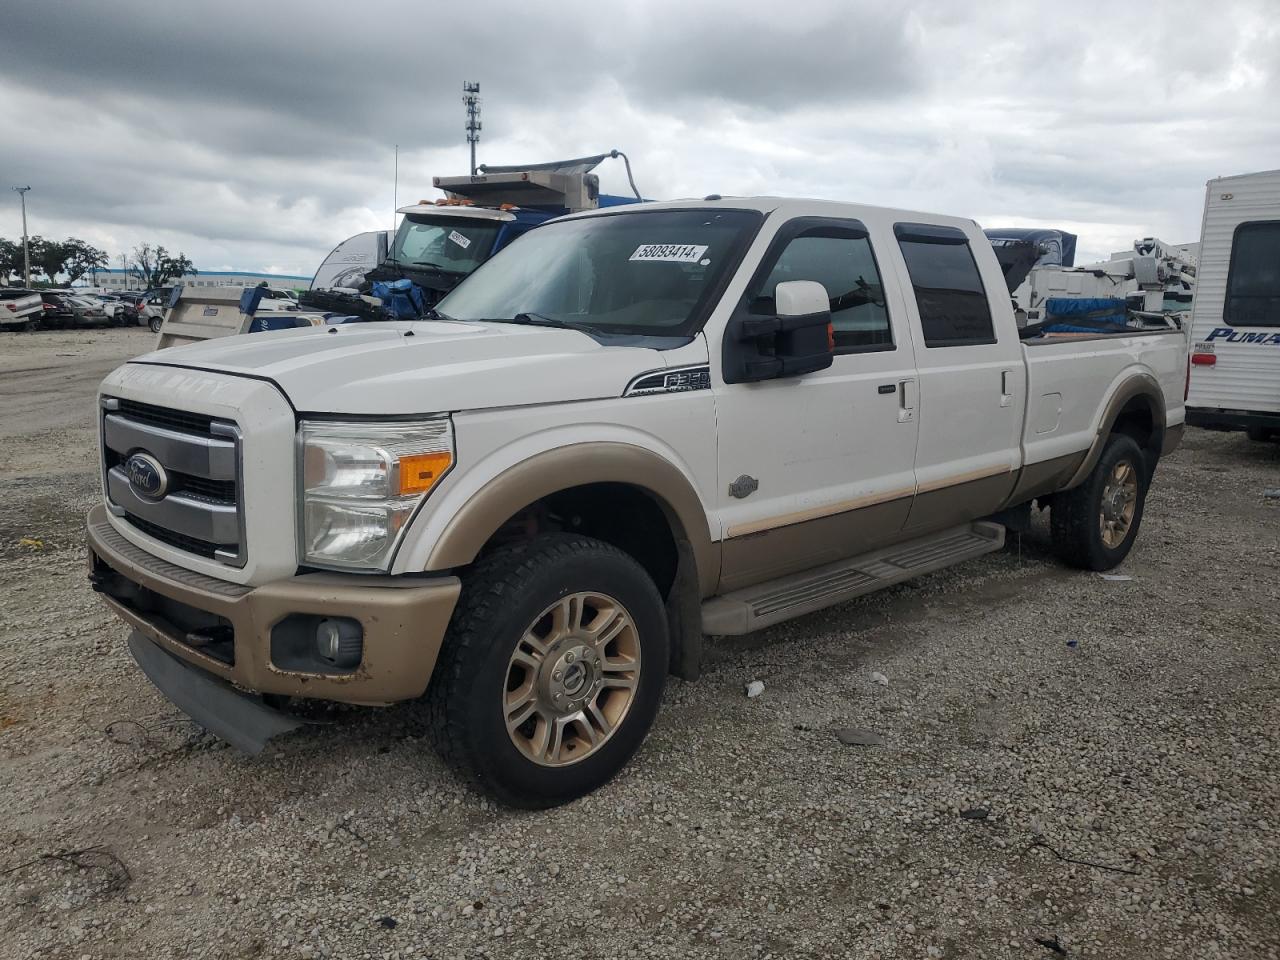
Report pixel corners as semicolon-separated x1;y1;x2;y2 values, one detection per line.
87;197;1188;806
1;288;43;330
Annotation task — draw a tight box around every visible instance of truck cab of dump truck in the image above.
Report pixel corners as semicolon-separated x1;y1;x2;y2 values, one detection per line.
299;151;642;322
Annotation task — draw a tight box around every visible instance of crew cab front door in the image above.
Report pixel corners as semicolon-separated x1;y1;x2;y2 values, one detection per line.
713;217;920;593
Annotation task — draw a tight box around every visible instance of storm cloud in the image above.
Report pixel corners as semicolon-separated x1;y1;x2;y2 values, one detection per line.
1;0;1276;276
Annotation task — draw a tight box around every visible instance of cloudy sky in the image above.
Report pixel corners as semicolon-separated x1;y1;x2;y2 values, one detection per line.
1;0;1276;278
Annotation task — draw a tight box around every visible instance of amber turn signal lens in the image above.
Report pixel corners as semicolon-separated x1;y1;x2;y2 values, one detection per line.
397;452;452;495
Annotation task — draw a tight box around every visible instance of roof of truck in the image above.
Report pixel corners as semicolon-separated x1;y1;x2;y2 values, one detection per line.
560;195;983;232
397;203;516;221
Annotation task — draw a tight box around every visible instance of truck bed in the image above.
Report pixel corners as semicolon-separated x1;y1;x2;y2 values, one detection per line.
1019;328;1187;467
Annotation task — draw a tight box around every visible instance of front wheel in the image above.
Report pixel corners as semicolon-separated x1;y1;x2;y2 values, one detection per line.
1050;433;1148;570
426;534;668;808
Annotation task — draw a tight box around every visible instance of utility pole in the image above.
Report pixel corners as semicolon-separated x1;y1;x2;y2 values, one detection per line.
12;186;31;287
463;81;481;175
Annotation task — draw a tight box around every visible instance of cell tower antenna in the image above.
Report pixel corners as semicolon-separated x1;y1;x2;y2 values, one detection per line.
463;81;482;175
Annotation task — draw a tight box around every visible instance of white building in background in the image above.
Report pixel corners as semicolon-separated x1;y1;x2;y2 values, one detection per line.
82;267;311;291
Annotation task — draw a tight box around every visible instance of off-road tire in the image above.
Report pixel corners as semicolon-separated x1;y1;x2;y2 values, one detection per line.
1050;433;1148;571
425;534;668;808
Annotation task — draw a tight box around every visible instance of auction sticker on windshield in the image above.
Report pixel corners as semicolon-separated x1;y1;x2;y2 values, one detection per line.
629;244;709;263
448;230;472;250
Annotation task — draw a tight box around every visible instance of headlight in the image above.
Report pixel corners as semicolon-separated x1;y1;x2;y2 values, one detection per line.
299;418;453;570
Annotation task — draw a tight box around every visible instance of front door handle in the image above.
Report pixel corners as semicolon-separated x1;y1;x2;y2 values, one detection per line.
898;378;916;423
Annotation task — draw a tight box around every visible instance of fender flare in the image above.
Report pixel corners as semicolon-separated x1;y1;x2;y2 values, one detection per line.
423;441;720;596
1064;373;1166;490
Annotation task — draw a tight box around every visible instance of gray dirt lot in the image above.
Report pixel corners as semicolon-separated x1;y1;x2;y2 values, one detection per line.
1;327;1278;960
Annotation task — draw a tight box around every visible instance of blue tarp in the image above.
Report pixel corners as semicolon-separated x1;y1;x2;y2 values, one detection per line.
1044;297;1128;333
371;278;426;319
1044;297;1127;317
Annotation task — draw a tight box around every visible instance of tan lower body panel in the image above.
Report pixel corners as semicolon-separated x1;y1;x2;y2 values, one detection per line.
704;521;1005;635
716;451;1098;597
1003;451;1087;507
904;470;1016;533
718;496;911;594
87;505;460;705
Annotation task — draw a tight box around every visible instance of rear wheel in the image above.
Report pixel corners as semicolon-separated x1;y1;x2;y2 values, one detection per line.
426;534;668;808
1050;433;1148;570
148;315;162;334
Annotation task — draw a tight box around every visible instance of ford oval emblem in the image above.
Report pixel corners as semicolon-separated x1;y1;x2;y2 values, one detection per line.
125;452;168;500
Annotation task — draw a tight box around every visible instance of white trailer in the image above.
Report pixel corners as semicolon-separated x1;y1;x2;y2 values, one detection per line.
1185;169;1280;441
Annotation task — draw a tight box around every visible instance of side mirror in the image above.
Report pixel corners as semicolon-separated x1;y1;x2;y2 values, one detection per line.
722;279;835;384
775;279;829;319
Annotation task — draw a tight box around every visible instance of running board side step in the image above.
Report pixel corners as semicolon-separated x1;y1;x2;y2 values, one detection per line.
702;521;1005;636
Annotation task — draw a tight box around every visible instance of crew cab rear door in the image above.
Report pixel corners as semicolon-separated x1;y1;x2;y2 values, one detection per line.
887;222;1024;531
713;216;921;592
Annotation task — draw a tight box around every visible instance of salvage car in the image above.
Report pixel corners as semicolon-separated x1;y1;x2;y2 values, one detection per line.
86;197;1189;807
1;288;43;330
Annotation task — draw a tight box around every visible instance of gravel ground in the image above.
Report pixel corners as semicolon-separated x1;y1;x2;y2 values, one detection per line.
1;327;1278;960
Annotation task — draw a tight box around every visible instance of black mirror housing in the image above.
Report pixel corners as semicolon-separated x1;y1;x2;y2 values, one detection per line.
722;308;834;383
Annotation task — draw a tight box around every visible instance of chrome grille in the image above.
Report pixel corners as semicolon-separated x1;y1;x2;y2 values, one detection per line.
101;397;246;566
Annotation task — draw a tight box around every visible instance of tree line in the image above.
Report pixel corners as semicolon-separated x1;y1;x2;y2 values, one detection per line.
0;238;197;290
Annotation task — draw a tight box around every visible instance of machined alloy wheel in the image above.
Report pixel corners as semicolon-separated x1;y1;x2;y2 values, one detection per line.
1050;432;1148;571
504;592;641;767
426;534;669;807
1098;460;1139;549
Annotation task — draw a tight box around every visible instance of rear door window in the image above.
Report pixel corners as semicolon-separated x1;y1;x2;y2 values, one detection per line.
895;224;996;347
1226;220;1280;327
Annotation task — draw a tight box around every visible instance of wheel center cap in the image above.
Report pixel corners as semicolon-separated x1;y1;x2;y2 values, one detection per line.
1104;489;1126;519
562;660;588;695
542;642;602;714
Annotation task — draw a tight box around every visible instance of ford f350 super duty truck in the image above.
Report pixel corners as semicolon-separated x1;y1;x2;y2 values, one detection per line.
87;197;1188;807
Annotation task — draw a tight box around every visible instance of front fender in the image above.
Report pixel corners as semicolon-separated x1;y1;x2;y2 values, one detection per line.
393;428;719;596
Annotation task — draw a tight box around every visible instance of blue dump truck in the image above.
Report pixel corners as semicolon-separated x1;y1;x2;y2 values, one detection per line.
298;151;643;322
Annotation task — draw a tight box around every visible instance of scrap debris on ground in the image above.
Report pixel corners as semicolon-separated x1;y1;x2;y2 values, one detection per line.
1;329;1278;959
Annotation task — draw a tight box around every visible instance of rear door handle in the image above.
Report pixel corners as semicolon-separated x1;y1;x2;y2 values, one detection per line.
897;378;916;423
1000;369;1015;408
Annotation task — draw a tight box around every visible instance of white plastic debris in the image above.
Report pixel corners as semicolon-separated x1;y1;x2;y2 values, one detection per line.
1097;573;1133;582
870;671;889;686
744;680;765;699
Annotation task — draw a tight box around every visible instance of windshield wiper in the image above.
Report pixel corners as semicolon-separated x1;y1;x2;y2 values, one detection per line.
489;312;596;333
411;260;446;269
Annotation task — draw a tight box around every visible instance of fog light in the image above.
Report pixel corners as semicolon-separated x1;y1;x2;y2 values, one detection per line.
316;617;363;668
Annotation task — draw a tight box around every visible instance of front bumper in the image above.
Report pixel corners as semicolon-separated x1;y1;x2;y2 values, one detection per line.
87;505;461;705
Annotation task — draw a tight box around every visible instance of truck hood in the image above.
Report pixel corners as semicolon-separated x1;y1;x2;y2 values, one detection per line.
131;321;685;414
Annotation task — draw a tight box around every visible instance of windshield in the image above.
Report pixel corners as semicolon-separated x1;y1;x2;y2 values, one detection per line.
388;215;502;275
436;208;762;336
